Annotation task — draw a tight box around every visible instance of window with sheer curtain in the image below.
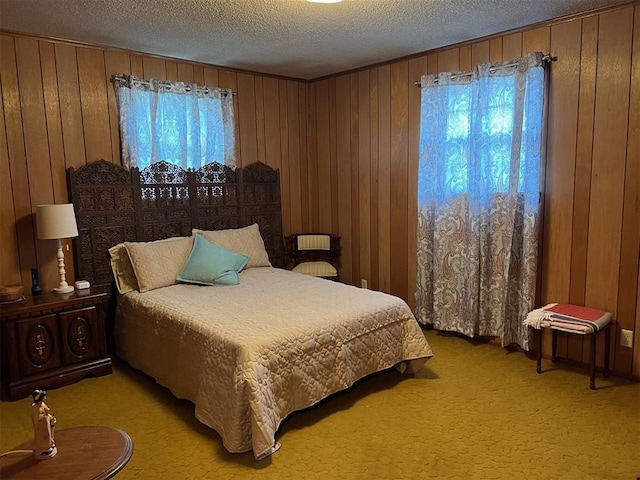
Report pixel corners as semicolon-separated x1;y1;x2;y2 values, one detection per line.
415;52;547;350
114;75;236;170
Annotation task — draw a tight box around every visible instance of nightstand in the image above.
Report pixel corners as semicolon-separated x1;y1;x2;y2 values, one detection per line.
0;287;112;400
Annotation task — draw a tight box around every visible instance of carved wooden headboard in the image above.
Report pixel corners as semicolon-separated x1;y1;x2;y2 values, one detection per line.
67;160;284;289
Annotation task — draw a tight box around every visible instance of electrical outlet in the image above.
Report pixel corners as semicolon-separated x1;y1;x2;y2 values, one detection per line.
620;329;633;348
361;279;368;289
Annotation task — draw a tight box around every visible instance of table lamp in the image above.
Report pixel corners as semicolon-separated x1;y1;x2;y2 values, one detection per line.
36;204;79;294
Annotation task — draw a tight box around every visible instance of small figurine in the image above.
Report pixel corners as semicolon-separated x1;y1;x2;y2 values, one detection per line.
31;389;57;459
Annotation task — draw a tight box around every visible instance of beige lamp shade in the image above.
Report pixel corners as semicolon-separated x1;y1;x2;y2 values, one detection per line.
36;204;79;239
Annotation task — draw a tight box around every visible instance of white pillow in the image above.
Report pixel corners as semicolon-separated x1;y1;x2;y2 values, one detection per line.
108;243;139;294
192;224;271;269
124;236;194;292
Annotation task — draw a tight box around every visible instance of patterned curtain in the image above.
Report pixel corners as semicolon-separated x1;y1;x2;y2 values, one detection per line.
415;52;546;350
114;75;236;170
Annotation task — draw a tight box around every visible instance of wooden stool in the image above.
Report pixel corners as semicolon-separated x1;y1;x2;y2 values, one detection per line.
525;303;612;390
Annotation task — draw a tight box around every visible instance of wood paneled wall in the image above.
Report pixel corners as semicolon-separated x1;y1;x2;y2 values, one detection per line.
306;4;640;378
0;32;308;295
1;2;639;378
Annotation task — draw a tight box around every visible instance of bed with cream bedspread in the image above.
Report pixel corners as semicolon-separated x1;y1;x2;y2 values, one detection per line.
115;267;433;459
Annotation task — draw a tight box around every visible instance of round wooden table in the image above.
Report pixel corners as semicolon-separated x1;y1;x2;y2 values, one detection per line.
0;426;133;479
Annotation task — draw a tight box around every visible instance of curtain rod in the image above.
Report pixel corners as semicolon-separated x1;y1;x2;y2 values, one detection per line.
111;74;236;96
414;54;555;87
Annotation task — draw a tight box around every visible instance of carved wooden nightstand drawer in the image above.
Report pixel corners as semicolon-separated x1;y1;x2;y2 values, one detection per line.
15;314;61;376
59;306;102;365
0;288;112;400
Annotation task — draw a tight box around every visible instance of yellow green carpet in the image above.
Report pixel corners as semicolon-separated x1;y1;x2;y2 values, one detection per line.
1;330;639;479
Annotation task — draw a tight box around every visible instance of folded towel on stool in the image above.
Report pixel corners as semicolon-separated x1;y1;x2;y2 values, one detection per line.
523;303;611;334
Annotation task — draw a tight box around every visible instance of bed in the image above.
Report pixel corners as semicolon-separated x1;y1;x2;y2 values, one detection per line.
68;159;433;459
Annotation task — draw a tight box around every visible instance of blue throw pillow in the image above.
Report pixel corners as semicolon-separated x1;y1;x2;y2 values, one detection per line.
176;234;248;286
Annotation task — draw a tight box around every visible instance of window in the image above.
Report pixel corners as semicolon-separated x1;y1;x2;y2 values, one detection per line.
418;60;544;206
114;76;236;170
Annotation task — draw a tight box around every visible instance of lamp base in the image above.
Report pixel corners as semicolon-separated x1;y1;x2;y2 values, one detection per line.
53;285;74;294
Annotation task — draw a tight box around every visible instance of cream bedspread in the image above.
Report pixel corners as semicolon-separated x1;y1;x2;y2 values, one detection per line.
115;267;433;459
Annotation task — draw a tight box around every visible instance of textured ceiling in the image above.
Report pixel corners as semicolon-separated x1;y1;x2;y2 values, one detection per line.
0;0;627;80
